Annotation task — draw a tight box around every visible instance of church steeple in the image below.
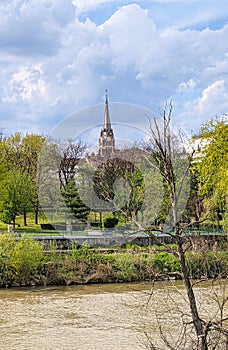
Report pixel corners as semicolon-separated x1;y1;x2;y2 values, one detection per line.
103;90;111;131
98;91;115;157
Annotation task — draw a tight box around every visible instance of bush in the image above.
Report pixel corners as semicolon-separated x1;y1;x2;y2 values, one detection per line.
12;236;44;285
112;253;138;281
0;234;17;286
0;234;45;286
151;252;180;273
186;251;228;279
104;217;119;228
0;234;227;287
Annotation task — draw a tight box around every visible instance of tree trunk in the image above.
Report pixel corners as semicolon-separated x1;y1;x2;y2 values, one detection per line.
35;207;39;225
23;211;27;226
177;238;208;350
99;212;102;227
13;216;16;230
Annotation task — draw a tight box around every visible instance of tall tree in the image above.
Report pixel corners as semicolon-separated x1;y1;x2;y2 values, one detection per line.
140;106;227;349
58;139;86;187
196;117;228;230
1;133;46;224
0;143;7;212
93;157;145;219
40;138;91;224
21;134;46;224
1;170;32;228
57;140;89;218
61;178;90;222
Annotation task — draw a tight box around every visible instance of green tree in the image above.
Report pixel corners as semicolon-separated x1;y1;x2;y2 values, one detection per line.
21;134;46;224
19;172;33;226
93;157;145;219
1;170;32;228
183;164;204;228
1;133;46;224
56;139;90;223
61;178;90;222
0;143;8;212
1;132;23;170
196;117;228;230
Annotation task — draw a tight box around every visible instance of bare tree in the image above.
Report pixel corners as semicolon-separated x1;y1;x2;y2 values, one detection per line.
58;139;87;189
141;103;227;349
37;138;89;225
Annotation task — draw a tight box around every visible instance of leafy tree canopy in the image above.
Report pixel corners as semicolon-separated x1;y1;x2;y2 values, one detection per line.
196;117;228;228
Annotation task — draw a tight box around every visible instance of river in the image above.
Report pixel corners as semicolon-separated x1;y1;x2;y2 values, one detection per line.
0;281;227;350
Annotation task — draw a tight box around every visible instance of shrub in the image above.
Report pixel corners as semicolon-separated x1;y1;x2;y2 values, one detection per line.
104;217;119;228
11;236;44;285
0;234;44;286
151;252;180;273
186;251;228;279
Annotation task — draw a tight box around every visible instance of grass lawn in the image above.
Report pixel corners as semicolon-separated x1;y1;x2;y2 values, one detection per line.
0;212;51;233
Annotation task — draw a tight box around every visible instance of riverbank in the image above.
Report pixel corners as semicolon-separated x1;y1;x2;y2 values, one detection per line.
0;234;227;287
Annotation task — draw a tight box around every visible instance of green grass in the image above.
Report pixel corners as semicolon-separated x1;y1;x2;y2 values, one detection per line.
0;212;49;232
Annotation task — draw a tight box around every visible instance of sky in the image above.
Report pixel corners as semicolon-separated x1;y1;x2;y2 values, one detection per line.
0;0;228;139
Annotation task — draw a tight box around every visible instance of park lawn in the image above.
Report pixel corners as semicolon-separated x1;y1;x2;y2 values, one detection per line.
0;212;50;232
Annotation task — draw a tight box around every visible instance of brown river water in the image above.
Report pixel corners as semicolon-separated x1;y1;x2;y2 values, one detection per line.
0;281;227;350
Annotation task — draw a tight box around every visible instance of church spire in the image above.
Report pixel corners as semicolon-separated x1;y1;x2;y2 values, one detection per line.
103;90;111;131
98;90;115;157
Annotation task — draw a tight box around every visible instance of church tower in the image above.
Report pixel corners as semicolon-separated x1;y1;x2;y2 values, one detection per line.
98;91;115;157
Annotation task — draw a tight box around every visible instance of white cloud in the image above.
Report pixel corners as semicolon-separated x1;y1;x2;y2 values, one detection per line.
2;64;47;104
178;79;198;93
177;80;228;131
0;0;75;56
72;0;115;13
194;80;228;116
0;1;227;136
99;5;156;72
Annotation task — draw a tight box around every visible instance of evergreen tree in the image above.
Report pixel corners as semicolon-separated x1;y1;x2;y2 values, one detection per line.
61;178;90;222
